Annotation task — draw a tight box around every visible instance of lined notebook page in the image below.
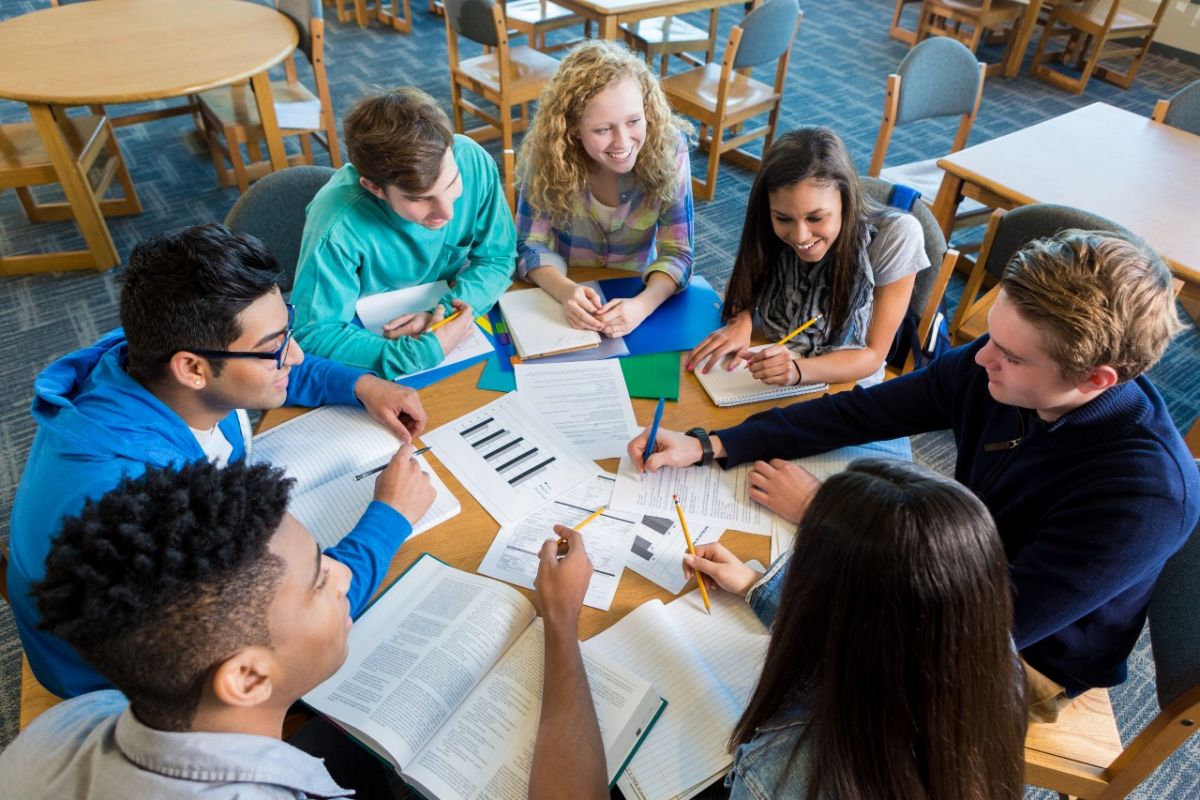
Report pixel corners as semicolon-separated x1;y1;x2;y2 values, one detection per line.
694;345;826;407
288;454;461;549
497;287;600;359
585;588;770;800
252;406;399;493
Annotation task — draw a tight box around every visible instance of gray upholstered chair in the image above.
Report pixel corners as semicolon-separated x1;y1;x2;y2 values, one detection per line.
223;165;334;294
661;0;803;202
861;176;959;375
1152;80;1200;138
868;37;988;227
197;0;341;193
1025;472;1200;797
949;204;1149;345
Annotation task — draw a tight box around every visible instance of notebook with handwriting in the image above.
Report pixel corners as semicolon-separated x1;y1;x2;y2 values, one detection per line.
695;346;826;407
585;572;770;800
251;405;459;547
498;286;601;359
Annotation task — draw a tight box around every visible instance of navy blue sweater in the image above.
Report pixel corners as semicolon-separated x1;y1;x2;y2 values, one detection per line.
716;338;1199;695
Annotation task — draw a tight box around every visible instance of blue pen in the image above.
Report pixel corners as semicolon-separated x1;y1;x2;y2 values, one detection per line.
642;397;665;473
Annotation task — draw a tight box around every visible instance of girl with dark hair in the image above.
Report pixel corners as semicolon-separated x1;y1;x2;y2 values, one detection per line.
688;127;927;387
684;459;1026;800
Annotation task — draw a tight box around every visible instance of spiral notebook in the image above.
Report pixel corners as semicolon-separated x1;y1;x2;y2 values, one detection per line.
695;346;827;407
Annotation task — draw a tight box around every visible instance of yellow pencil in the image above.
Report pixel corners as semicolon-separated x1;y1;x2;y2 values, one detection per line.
774;313;823;347
557;506;606;545
673;494;711;614
426;309;462;333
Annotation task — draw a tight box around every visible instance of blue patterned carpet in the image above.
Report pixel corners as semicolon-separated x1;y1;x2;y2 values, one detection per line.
1;0;1198;794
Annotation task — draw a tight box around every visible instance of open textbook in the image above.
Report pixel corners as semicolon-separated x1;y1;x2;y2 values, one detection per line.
584;574;770;800
251;406;460;548
304;555;666;799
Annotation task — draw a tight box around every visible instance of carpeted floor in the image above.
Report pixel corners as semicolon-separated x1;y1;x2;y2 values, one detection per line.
1;0;1198;795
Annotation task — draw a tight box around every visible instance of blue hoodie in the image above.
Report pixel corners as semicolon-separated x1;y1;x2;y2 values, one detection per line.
9;330;413;698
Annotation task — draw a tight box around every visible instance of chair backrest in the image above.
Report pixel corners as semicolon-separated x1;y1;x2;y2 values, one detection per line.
277;0;322;62
223;165;335;293
1148;463;1200;710
894;37;982;125
444;0;502;47
860;176;948;317
979;204;1140;282
732;0;800;70
1161;80;1200;137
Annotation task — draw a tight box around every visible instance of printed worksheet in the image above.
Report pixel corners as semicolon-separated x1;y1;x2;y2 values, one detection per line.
423;392;595;526
624;513;724;594
514;360;639;460
478;473;636;610
612;457;782;535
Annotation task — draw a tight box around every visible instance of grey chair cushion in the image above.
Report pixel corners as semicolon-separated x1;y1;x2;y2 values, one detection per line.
1163;79;1200;138
732;0;800;70
861;175;947;318
277;0;321;62
444;0;501;47
223;165;335;294
895;37;981;125
1149;460;1200;709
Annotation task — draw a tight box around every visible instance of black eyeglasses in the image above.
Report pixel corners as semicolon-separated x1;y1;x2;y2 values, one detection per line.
189;303;295;370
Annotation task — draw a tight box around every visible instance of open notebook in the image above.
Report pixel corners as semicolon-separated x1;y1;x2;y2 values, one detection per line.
497;286;601;359
695;345;827;407
585;571;770;800
251;406;460;547
304;555;666;799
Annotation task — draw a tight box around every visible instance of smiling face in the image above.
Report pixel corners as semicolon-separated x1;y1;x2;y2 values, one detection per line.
577;77;646;177
203;289;304;411
266;513;354;697
768;179;843;264
363;147;462;230
975;289;1094;420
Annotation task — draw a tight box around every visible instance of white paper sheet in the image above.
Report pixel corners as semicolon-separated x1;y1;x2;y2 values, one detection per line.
514;360;639;460
478;473;636;610
422;392;596;526
355;282;494;380
612;457;783;536
623;512;724;594
497;287;600;359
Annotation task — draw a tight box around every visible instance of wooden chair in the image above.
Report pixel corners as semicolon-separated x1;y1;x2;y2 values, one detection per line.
949;204;1142;346
1152;79;1200;137
623;11;722;77
862;177;961;376
915;0;1028;77
197;0;342;194
661;0;803;202
327;0;413;31
0;110;141;275
1186;419;1200;459
224;165;335;294
1025;491;1200;798
1029;0;1168;94
444;0;560;211
505;0;591;53
868;37;989;232
889;0;924;44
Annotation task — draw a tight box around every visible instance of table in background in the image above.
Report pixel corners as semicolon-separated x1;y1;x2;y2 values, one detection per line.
261;270;848;639
931;102;1200;287
0;0;298;272
552;0;751;42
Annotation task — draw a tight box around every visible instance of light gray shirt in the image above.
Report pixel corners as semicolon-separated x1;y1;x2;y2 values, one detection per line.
0;690;351;799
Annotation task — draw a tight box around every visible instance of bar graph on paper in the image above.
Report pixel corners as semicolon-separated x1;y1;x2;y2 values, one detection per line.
423;392;596;526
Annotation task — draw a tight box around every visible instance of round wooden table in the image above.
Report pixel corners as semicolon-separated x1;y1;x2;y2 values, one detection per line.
0;0;298;272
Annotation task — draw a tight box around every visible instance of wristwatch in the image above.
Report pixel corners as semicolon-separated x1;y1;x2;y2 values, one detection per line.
685;428;714;467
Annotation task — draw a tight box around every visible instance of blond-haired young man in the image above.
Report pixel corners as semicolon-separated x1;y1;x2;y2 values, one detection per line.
633;230;1200;720
292;87;515;379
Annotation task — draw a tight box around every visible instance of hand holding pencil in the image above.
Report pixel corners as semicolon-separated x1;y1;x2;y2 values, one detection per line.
673;494;711;614
744;313;822;387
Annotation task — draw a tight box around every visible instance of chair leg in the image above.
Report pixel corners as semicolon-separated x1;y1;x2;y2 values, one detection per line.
227;129;252;194
298;132;315;165
697;124;723;202
449;79;466;134
202;117;236;189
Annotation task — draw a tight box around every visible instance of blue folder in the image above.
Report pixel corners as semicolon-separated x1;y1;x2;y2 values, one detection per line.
597;274;723;356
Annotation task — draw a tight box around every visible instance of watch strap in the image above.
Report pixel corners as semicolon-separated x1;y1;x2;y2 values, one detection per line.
685;427;714;467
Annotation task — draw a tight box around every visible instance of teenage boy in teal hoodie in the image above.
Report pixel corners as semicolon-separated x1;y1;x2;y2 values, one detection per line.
9;224;435;699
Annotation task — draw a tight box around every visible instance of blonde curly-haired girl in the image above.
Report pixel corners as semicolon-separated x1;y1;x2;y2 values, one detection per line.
515;40;694;338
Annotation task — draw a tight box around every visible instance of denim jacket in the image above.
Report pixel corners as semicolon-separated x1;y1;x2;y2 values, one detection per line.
724;554;818;799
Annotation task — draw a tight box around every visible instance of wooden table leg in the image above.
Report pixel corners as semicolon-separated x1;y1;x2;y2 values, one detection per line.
1004;0;1042;79
250;70;289;174
597;14;618;40
28;103;119;270
930;169;963;241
